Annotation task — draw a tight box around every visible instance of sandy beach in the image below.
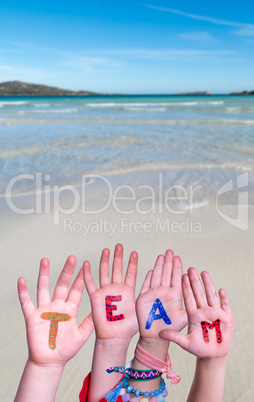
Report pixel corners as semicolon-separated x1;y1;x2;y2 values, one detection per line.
1;172;253;402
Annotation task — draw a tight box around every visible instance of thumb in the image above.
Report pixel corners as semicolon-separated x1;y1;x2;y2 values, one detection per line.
179;310;188;330
159;329;188;351
79;312;94;342
17;277;35;319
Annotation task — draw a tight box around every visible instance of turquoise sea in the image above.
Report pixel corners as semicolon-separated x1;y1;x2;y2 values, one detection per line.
0;95;253;204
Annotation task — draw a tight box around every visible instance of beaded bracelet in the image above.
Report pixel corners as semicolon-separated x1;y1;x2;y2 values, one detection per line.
107;365;162;381
104;375;168;402
122;376;166;398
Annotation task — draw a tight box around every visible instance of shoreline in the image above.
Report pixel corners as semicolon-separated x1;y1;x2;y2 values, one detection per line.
1;93;254;98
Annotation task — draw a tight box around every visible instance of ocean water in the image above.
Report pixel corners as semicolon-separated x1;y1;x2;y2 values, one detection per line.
0;95;253;205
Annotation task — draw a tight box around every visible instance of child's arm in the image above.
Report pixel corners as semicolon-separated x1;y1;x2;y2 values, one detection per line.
128;250;187;395
15;256;94;402
83;243;138;402
160;268;234;402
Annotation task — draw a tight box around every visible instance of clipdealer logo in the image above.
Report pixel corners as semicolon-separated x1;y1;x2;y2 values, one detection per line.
216;172;248;231
5;173;202;225
5;172;249;231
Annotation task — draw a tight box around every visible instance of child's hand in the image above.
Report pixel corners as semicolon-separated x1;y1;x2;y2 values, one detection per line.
160;267;234;360
84;244;138;401
136;250;187;343
17;256;94;368
83;243;138;343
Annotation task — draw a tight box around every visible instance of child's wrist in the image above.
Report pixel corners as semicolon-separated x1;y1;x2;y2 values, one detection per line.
95;337;131;351
14;359;65;401
138;336;170;362
197;356;227;368
27;358;65;374
24;359;65;391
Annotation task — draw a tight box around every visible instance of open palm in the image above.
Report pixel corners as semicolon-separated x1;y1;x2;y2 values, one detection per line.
160;268;234;359
17;256;94;367
137;250;187;341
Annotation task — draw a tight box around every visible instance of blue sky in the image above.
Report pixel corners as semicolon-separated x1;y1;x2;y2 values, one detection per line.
0;0;254;93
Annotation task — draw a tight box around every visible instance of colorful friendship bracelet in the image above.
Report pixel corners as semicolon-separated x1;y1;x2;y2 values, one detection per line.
135;343;181;384
107;366;162;381
104;368;168;401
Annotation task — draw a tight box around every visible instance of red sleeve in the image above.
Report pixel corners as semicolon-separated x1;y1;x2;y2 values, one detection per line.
79;373;123;402
79;372;90;402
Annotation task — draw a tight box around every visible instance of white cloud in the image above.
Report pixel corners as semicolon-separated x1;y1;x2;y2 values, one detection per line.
234;26;254;37
11;41;61;54
144;4;254;36
61;55;120;71
0;65;14;72
0;64;51;83
8;41;236;64
10;42;122;71
93;48;235;60
180;32;217;42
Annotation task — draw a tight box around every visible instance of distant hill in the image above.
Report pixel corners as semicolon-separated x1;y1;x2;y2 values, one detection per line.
175;91;212;95
1;81;253;96
0;82;214;96
0;81;100;96
229;90;254;95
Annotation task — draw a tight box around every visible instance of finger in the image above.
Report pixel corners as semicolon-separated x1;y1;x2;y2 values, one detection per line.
37;258;51;307
112;243;123;284
18;277;35;318
124;251;138;288
139;270;153;295
66;267;85;307
83;261;97;295
79;312;94;342
151;254;164;288
182;273;197;312
219;288;232;313
159;329;189;351
99;248;110;287
201;271;219;308
161;249;174;287
188;267;207;308
171;256;183;289
52;256;77;301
